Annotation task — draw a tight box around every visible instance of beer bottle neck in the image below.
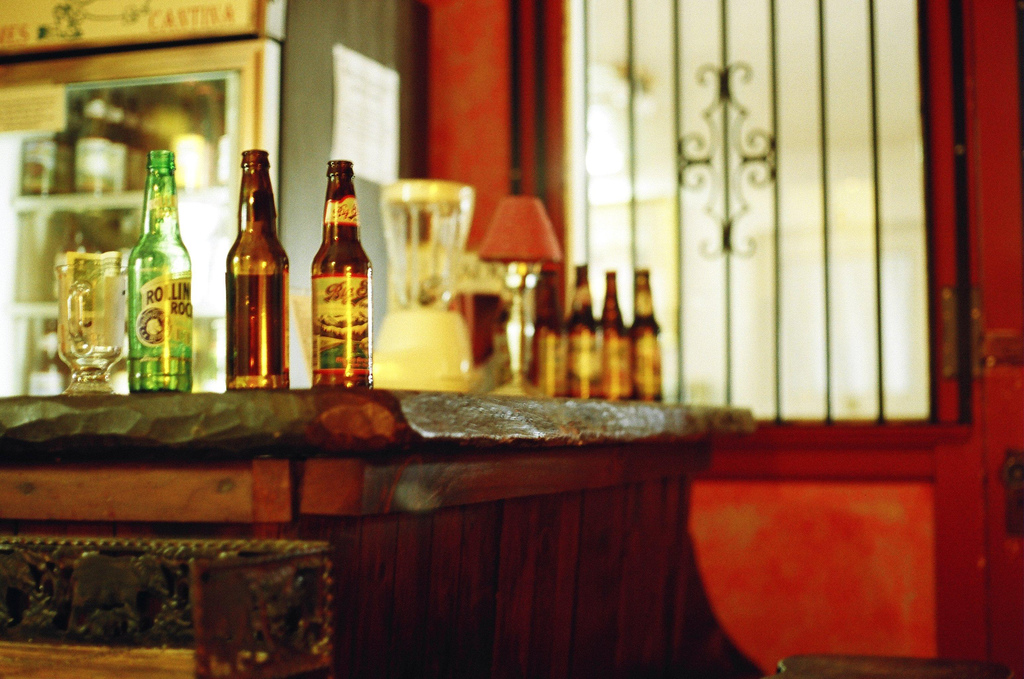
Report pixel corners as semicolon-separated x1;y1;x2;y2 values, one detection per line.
322;178;360;242
142;169;180;237
634;274;656;320
239;166;277;237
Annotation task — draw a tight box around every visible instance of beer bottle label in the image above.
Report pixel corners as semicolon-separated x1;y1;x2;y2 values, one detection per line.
324;196;359;225
568;330;598;398
134;272;192;350
313;273;371;377
602;333;632;400
633;333;662;401
535;328;566;397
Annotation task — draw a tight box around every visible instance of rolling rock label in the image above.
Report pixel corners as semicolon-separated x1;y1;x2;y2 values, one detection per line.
134;273;192;349
324;196;358;225
313;273;370;376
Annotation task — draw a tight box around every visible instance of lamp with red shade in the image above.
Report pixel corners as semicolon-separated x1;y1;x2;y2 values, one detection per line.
477;195;563;394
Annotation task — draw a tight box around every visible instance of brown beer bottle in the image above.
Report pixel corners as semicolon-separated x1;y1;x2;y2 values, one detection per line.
568;265;598;398
311;160;373;388
600;271;632;400
533;268;566;397
631;269;662;401
226;150;289;389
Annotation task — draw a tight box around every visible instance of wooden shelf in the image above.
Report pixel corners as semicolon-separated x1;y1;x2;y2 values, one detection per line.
12;186;230;213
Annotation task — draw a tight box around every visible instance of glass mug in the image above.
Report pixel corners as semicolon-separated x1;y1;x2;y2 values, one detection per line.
55;262;126;395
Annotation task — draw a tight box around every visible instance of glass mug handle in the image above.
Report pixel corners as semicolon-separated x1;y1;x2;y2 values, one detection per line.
67;281;92;354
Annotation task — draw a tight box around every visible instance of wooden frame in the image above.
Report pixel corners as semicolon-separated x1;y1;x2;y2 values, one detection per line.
0;38;280;164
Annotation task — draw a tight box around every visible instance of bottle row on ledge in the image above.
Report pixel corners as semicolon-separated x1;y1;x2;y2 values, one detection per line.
60;148;370;395
21;87;228;197
529;265;662;402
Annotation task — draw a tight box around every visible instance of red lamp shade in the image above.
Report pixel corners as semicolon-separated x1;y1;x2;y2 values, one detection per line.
477;195;563;263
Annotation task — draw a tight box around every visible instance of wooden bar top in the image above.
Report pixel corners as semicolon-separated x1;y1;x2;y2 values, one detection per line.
0;390;755;462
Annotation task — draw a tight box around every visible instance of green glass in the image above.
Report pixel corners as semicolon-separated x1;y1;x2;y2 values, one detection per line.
128;150;193;392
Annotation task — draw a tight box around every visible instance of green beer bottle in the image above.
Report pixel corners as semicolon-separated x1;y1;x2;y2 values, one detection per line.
128;150;193;392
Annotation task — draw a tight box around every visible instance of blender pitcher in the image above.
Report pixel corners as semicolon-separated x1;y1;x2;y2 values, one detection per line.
375;180;475;391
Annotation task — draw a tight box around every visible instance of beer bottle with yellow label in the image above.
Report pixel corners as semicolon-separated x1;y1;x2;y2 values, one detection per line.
600;270;632;400
568;264;598;398
128;150;192;392
631;269;662;401
311;160;372;388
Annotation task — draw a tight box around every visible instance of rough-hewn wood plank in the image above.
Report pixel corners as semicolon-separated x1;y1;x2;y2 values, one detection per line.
450;502;501;678
397;393;754;448
422;507;463;679
300;459;365;515
0;642;195;679
492;497;539;679
251;458;292;523
774;655;1013;679
352;515;399;678
0;391;752;462
0;464;253;523
569;486;628;679
323;444;711;516
294;515;361;679
615;480;671;674
527;492;581;679
388;512;433;679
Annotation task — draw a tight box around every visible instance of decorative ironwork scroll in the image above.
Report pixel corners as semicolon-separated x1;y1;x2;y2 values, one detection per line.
678;62;776;259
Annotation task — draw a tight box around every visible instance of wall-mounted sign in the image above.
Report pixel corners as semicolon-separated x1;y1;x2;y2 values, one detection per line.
0;0;285;56
0;84;66;133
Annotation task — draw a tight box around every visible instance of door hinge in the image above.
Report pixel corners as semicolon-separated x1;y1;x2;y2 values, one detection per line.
980;330;1024;369
941;286;983;378
1001;449;1024;537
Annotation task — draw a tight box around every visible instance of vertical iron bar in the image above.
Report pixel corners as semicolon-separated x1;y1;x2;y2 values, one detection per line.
867;0;885;422
949;0;972;424
582;0;591;263
673;0;685;403
919;0;937;422
627;0;639;272
721;0;733;406
769;0;781;422
817;0;833;422
510;0;523;195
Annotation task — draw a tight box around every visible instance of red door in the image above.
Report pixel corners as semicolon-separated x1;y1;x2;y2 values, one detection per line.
966;0;1024;673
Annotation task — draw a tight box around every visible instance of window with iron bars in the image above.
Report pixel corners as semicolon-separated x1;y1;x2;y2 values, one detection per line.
567;0;929;421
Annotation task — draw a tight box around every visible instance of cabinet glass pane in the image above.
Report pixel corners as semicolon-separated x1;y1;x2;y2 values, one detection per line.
1;71;240;395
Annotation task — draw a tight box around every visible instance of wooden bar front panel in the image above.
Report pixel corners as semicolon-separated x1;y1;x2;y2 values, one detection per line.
0;476;755;679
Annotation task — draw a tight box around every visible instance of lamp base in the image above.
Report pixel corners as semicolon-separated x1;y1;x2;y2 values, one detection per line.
373;308;474;392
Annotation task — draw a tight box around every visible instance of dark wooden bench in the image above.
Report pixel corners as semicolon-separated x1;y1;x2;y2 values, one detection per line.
0;536;334;678
772;655;1014;679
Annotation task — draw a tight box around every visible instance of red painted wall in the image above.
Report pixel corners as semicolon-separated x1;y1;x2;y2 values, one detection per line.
690;481;937;674
425;0;511;247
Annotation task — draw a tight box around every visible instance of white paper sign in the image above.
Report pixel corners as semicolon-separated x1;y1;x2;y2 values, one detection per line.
331;44;400;185
0;84;66;134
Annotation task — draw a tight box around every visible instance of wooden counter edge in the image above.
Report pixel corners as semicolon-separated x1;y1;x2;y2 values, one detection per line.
299;442;712;516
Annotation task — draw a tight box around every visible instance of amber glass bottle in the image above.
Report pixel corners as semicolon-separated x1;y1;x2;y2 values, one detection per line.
601;271;632;400
311;160;372;388
568;265;599;398
226;150;289;390
631;269;662;401
532;268;566;397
